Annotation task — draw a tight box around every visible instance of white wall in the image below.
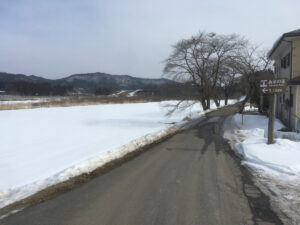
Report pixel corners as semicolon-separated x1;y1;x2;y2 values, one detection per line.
291;38;300;130
275;45;292;127
273;38;300;130
290;86;297;130
296;86;300;131
292;38;300;79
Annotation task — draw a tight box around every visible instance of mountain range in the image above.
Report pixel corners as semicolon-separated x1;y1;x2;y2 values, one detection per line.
0;72;171;90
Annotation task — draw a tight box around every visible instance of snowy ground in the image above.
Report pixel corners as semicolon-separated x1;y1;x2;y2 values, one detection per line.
127;89;142;97
0;100;236;209
224;113;300;224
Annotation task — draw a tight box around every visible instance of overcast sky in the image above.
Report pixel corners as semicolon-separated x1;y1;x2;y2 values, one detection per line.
0;0;299;79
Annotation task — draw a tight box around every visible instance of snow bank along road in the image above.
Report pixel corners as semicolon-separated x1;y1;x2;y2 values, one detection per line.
1;105;283;225
224;114;300;224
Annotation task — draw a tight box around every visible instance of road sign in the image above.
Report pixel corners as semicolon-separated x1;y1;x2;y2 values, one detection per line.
259;78;288;95
258;78;288;144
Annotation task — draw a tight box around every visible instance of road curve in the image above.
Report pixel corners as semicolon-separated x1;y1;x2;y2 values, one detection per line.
1;109;282;225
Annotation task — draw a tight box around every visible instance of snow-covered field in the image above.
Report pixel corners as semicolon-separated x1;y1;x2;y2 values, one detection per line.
224;114;300;224
0;100;235;209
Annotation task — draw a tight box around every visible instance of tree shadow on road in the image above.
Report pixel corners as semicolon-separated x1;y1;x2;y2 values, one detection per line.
166;118;231;161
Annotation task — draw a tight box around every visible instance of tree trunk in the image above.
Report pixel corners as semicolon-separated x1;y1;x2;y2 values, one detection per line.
225;96;228;105
206;97;211;109
200;98;208;110
213;98;220;107
259;95;264;113
239;80;255;113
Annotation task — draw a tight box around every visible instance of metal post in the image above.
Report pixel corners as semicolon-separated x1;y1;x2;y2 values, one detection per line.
267;94;276;144
242;113;243;125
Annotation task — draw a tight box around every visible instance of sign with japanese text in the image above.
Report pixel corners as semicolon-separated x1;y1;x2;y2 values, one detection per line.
259;78;288;94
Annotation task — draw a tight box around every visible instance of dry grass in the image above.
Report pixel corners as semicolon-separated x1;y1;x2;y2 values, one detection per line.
0;96;171;111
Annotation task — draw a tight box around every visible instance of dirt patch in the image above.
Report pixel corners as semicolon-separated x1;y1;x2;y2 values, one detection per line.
237;154;284;225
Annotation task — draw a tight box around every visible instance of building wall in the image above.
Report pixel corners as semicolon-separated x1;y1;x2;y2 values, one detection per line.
275;45;292;127
272;37;300;131
297;86;300;131
292;38;300;131
292;38;300;79
290;86;297;130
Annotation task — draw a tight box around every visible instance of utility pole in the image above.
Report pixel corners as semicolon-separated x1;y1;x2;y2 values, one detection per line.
267;94;276;144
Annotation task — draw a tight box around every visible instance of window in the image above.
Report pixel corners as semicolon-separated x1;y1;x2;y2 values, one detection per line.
286;53;290;67
281;53;290;68
281;58;285;68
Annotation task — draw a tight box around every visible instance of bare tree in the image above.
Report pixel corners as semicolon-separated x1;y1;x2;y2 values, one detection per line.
236;46;273;112
217;61;241;105
163;31;247;112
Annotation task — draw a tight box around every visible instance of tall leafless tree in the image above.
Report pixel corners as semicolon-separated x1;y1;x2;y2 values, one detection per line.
217;61;241;105
236;46;272;112
163;31;247;112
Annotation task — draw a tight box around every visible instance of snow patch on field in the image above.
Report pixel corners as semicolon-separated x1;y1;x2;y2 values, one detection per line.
0;99;46;104
0;100;235;208
127;89;142;97
110;90;127;97
224;114;300;224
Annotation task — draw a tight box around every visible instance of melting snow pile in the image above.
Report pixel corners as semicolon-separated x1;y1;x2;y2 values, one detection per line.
224;114;300;224
225;114;300;178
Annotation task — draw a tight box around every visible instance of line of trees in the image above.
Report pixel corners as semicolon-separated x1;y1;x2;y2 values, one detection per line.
0;81;73;96
163;31;271;112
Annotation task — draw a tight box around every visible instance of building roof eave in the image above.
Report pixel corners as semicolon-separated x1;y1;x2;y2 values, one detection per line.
268;29;300;59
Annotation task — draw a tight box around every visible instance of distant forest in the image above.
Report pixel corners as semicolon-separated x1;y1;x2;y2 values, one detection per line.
0;81;73;96
0;80;244;99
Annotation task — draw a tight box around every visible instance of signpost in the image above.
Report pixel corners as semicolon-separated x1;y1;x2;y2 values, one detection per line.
259;78;288;95
259;78;288;144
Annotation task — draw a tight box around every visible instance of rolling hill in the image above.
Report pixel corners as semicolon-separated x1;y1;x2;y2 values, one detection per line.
0;72;171;90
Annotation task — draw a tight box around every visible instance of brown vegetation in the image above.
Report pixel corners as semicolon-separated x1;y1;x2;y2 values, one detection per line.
0;96;175;111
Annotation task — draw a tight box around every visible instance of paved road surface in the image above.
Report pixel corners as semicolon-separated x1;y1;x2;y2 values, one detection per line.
1;106;282;225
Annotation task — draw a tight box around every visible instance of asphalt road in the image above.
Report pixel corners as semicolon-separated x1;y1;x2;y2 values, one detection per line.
1;105;282;225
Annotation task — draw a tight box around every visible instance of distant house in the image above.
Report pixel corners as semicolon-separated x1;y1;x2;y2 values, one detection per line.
268;29;300;131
